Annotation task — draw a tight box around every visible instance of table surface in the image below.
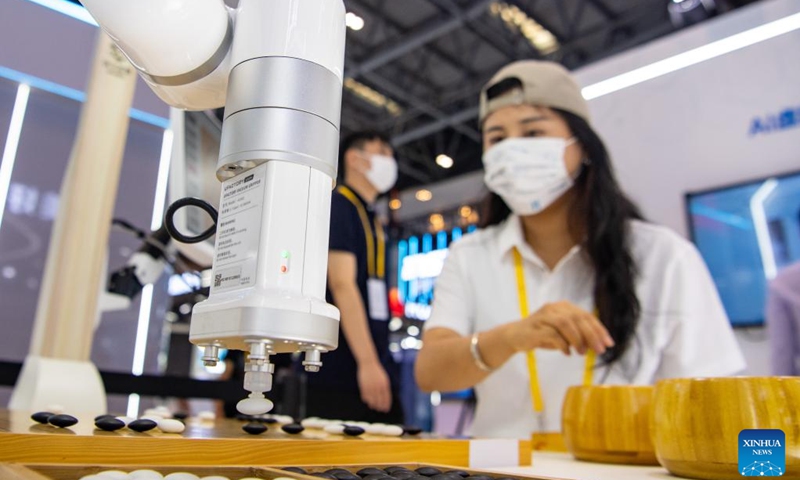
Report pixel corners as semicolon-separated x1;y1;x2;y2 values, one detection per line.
495;452;681;480
0;410;694;479
0;410;529;469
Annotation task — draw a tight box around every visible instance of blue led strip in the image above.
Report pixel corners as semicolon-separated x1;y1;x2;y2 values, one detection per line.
408;236;419;304
397;239;408;304
422;233;433;254
451;227;462;242
25;0;98;26
0;66;169;129
436;230;447;250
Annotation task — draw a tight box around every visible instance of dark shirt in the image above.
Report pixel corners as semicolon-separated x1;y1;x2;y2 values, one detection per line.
307;186;394;392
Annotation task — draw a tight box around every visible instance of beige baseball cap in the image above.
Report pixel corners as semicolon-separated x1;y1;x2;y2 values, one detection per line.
479;60;590;125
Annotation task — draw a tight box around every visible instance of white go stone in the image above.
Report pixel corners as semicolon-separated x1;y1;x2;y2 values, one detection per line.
275;415;294;424
46;404;65;414
163;473;199;480
96;471;129;479
379;425;404;436
155;406;171;413
115;416;135;426
141;415;164;422
157;419;185;434
197;411;216;421
324;424;346;435
365;424;384;435
301;418;325;429
236;395;273;416
78;476;101;480
129;470;164;479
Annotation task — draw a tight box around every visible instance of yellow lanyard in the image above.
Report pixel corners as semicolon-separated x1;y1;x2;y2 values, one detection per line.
512;247;595;423
337;185;385;279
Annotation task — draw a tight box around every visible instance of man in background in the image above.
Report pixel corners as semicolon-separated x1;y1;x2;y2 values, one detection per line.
304;131;404;423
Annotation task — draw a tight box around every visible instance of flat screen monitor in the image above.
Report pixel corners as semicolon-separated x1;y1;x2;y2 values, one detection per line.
167;108;223;267
397;226;477;321
686;170;800;327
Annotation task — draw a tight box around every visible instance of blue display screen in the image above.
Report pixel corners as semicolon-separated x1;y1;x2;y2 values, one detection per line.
687;171;800;327
397;225;477;321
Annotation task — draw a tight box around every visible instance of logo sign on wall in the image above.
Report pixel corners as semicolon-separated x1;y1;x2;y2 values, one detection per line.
739;429;786;476
750;105;800;136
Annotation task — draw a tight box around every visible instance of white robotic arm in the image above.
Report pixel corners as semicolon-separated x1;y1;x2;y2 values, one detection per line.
81;0;346;415
80;0;233;110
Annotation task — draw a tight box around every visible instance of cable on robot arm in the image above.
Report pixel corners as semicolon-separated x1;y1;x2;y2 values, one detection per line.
163;198;218;244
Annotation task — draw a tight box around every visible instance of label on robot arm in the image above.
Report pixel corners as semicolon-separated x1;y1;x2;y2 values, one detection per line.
211;164;267;293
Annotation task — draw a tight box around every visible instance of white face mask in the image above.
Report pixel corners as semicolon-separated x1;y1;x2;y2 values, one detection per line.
364;153;398;194
482;137;577;216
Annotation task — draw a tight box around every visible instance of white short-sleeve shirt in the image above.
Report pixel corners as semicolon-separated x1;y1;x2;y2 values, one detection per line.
424;216;746;439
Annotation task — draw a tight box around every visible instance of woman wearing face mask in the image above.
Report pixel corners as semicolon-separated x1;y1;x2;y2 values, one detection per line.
414;61;745;442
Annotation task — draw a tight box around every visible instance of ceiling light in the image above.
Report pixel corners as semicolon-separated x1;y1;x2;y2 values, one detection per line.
436;154;454;169
415;189;433;202
490;2;559;55
345;12;364;31
429;214;445;232
582;11;800;100
389;198;402;210
460;206;472;218
343;77;403;116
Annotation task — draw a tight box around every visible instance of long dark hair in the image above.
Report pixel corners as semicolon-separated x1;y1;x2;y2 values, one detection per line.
481;108;643;365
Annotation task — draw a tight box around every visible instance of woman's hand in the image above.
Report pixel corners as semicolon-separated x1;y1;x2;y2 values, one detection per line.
503;301;615;355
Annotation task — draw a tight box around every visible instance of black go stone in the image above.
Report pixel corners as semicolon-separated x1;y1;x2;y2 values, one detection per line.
362;475;392;480
466;476;494;480
358;468;387;478
282;423;305;434
403;426;423;435
384;467;411;475
389;472;416;480
283;467;308;475
325;469;352;475
31;412;54;424
326;468;360;480
242;422;267;435
334;474;361;480
128;419;158;433
93;414;115;422
343;425;365;436
430;474;463;480
445;472;469;478
312;474;338;480
48;414;78;428
415;468;442;477
236;413;253;421
495;477;518;480
95;417;126;432
172;412;189;420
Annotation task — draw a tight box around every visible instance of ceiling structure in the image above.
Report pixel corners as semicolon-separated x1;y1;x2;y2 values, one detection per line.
68;0;762;190
336;0;761;190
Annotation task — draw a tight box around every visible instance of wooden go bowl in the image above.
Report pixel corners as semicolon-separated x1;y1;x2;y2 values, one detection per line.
561;385;658;465
652;376;800;479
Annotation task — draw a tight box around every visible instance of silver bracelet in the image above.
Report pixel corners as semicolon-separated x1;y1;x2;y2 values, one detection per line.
470;333;494;372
